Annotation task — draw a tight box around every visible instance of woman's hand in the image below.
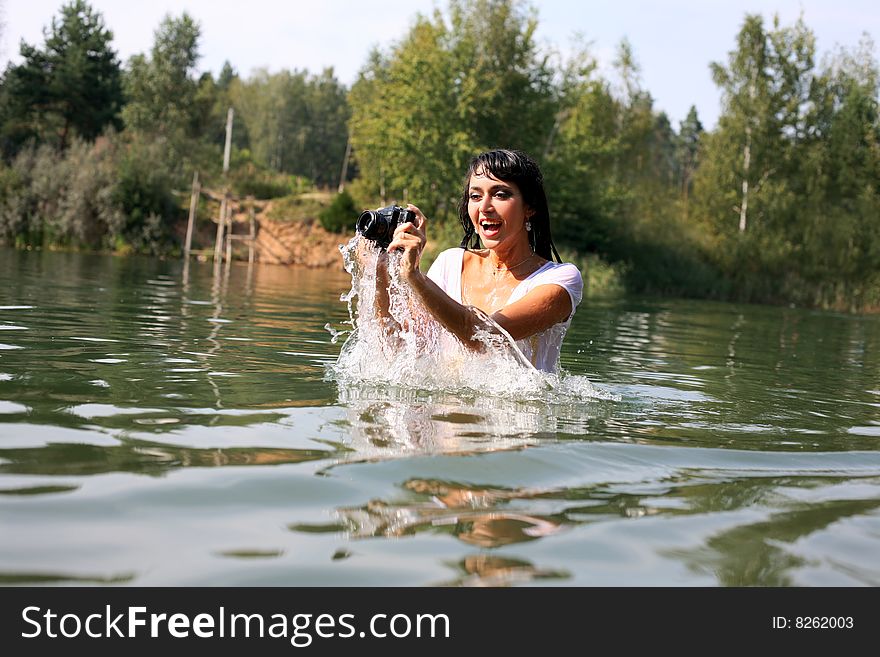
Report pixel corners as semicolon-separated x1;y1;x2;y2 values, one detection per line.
386;204;427;280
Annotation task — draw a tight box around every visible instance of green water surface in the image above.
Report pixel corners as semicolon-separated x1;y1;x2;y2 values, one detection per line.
1;248;879;586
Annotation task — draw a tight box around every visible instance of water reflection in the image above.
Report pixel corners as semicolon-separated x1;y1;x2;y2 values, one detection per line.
0;484;79;496
0;571;136;585
0;438;337;476
327;479;564;547
297;465;880;585
437;555;569;587
667;484;880;586
331;382;613;459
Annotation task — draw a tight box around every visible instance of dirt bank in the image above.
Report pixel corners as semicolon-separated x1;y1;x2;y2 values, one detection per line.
195;194;354;268
255;215;353;267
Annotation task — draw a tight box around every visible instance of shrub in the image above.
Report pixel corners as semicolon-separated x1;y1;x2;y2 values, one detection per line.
230;162;310;199
319;190;357;233
56;138;125;247
112;135;177;253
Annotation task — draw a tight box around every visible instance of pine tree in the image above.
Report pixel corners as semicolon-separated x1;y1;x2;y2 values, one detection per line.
0;0;122;155
676;106;703;215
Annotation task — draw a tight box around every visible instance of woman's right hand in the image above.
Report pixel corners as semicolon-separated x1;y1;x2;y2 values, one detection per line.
386;204;427;280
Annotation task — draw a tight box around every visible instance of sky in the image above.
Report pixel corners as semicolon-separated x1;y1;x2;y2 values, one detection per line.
1;0;877;129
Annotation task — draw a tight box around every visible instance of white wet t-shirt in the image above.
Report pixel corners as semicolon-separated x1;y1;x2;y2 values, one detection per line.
426;248;583;373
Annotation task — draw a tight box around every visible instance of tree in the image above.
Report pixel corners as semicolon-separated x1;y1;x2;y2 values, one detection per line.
348;0;555;219
447;0;555;155
676;105;703;213
229;67;348;187
693;14;880;309
189;62;249;162
693;14;815;293
796;37;880;308
0;0;122;155
349;15;459;213
300;68;350;186
703;14;815;236
121;13;200;140
542;42;623;254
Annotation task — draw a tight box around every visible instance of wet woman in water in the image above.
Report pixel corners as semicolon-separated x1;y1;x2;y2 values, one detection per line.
381;148;583;374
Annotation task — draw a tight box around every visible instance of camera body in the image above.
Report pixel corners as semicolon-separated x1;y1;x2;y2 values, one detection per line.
356;205;416;250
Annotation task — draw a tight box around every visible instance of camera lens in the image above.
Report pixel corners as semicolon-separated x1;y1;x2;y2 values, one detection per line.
356;210;379;237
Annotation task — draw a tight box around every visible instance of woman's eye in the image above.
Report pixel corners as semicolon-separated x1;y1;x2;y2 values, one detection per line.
469;194;481;201
494;191;511;199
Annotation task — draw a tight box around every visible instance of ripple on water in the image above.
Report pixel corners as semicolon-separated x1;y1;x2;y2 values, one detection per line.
0;400;28;413
847;425;880;437
3;248;880;587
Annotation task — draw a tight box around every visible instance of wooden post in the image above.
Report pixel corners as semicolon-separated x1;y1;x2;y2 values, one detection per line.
337;137;351;193
214;108;235;263
222;107;234;174
248;196;256;267
213;195;227;263
184;170;200;259
224;194;233;264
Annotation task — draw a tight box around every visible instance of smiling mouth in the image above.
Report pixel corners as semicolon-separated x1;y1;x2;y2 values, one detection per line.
480;220;502;231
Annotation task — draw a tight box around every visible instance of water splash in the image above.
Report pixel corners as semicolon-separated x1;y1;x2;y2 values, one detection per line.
323;322;347;345
327;236;617;403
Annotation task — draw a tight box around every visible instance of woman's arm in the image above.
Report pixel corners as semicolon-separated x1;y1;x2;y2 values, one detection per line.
354;237;403;345
387;205;490;348
405;272;496;347
406;274;571;343
489;285;572;340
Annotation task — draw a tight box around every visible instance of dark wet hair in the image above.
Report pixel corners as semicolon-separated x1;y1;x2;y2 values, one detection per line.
457;149;561;262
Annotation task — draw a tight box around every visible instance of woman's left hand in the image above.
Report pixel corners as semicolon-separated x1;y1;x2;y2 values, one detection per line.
386;204;427;280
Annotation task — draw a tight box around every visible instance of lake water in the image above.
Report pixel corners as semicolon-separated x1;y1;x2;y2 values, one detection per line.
1;248;879;586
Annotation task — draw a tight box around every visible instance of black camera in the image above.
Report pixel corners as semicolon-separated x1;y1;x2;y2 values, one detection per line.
356;205;416;250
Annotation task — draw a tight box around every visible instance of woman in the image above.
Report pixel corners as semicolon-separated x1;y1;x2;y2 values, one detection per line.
384;149;583;374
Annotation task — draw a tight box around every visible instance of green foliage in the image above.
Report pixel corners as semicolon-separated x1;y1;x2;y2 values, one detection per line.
0;0;123;156
0;1;877;312
120;11;208;182
319;190;357;233
693;15;880;310
543;44;626;255
542;37;715;299
53;137;125;246
121;13;200;137
676;106;704;212
0;147;51;245
348;0;554;222
229;68;349;186
0;132;177;253
556;248;627;298
195;62;248;157
265;193;330;223
111;135;177;253
229;161;307;199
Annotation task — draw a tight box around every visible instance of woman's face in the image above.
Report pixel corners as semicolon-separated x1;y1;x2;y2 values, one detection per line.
467;171;533;250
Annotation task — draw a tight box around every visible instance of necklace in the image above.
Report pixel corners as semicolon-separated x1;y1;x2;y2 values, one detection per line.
490;254;533;277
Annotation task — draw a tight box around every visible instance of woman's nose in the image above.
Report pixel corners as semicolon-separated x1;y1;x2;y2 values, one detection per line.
479;196;493;213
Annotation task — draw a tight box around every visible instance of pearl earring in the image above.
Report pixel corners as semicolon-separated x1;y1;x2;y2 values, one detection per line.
525;221;532;231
